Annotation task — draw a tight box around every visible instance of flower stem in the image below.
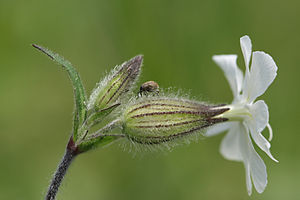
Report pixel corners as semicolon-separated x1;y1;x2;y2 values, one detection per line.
45;138;78;200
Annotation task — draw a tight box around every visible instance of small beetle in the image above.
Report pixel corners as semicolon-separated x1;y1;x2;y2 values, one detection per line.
139;81;159;96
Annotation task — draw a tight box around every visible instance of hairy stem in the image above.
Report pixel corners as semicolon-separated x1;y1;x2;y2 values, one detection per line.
45;139;78;200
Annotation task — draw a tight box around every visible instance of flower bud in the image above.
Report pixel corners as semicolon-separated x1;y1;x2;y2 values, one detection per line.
122;97;229;144
88;55;143;111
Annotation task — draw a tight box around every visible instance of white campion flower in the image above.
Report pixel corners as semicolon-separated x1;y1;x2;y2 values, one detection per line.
206;35;278;195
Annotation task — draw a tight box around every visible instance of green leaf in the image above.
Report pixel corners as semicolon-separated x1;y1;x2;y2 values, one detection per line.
33;44;87;141
78;136;119;152
77;119;123;152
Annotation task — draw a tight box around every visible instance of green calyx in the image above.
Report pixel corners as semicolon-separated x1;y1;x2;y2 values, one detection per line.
122;97;229;144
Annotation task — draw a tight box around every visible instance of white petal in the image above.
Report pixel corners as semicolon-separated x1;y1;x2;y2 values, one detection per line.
247;99;278;162
247;147;268;194
249;100;269;132
266;123;273;141
205;122;232;137
238;125;268;194
240;35;252;71
244;51;278;102
248;124;278;162
212;55;244;98
245;162;252;195
220;123;243;161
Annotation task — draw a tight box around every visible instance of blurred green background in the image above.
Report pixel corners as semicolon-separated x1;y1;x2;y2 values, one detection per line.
0;0;298;199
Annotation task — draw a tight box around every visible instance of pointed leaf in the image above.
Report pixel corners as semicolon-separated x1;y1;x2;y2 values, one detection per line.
32;44;87;140
78;136;119;152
